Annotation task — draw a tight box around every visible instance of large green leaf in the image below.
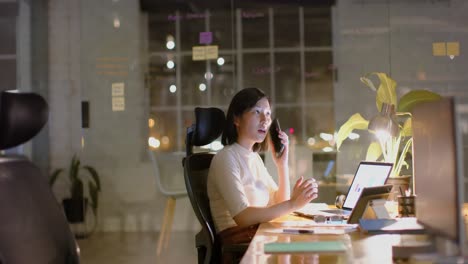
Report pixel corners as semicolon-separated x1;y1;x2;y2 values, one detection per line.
89;182;99;216
361;72;397;112
365;142;382;161
336;113;369;150
359;76;377;92
397;90;442;113
49;168;63;186
70;155;80;182
393;138;413;177
401;118;412;137
375;72;397;111
84;165;101;191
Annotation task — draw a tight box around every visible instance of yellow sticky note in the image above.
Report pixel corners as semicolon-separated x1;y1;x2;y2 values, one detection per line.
205;45;219;59
433;42;446;56
192;46;206;61
112;82;125;96
446;42;460;56
112;97;125;111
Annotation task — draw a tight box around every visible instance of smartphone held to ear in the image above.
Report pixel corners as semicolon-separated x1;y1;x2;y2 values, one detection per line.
269;118;285;157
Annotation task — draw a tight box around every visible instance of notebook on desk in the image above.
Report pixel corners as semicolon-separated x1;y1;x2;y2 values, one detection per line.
319;161;393;217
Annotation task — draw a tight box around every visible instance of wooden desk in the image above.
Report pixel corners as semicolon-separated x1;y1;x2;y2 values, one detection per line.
240;215;430;264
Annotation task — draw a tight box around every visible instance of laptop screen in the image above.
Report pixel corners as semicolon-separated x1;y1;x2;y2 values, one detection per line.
342;161;393;210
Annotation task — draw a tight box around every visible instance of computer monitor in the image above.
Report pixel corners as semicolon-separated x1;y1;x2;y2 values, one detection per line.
412;97;465;255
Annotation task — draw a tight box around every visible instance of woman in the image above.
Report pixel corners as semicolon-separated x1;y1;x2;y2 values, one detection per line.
207;87;318;247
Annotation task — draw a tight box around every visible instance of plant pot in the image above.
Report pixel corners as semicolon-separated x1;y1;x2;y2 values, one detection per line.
63;198;88;223
385;175;412;201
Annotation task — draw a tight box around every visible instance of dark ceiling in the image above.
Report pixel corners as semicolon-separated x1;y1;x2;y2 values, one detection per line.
140;0;336;13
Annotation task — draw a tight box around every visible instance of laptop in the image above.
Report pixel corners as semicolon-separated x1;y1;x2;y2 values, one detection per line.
319;161;393;216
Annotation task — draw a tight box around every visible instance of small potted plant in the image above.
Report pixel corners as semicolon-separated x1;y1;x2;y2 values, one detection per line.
336;72;440;196
49;155;101;224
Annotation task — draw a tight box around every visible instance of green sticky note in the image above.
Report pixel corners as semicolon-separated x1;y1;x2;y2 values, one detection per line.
264;241;347;254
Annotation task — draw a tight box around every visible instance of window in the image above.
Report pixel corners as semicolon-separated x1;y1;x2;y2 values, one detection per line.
148;5;334;151
147;4;336;202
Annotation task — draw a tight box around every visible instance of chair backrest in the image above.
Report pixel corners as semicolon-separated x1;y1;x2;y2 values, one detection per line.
0;91;80;264
148;149;186;198
183;107;225;264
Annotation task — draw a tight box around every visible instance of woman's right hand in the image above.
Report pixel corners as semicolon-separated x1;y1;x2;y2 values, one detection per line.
290;176;318;210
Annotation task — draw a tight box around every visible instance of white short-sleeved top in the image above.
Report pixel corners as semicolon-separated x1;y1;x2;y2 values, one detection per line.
207;143;278;233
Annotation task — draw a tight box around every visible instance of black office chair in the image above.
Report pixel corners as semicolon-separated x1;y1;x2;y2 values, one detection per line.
183;107;225;264
0;91;80;264
184;107;252;264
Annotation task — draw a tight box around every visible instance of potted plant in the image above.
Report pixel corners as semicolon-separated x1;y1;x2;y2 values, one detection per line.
336;72;441;195
49;155;101;224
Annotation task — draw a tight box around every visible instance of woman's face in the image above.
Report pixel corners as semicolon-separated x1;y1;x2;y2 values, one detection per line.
234;97;272;149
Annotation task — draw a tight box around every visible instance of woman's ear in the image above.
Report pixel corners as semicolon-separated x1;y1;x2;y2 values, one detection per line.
233;115;240;127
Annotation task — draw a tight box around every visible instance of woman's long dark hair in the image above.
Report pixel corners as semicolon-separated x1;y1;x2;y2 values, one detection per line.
222;87;270;152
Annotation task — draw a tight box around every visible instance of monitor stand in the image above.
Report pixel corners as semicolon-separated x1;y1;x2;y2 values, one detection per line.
408;236;468;263
361;198;390;220
392;237;434;261
434;236;460;257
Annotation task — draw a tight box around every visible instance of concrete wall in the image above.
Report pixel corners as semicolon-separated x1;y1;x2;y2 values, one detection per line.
46;0;198;232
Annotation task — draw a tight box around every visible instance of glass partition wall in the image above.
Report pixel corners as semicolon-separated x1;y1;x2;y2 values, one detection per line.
21;0;468;238
144;0;468;204
146;3;337;202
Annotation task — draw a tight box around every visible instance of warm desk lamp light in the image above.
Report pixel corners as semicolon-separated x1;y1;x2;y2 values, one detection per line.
368;103;399;141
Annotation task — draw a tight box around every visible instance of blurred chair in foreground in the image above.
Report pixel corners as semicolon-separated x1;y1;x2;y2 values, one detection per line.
0;91;80;264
